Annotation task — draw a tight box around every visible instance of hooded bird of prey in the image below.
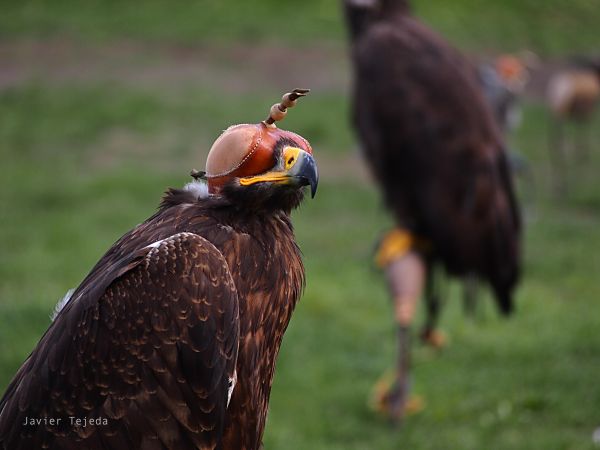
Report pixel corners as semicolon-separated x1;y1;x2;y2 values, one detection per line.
0;89;318;450
344;0;521;422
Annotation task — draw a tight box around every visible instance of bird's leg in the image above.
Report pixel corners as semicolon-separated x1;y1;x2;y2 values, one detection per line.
421;263;440;342
386;324;411;424
575;121;592;164
388;252;425;327
420;263;444;347
462;272;479;319
383;251;425;424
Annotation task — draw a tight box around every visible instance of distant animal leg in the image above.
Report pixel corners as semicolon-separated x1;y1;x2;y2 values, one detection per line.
548;116;568;196
575;120;592;164
387;252;425;326
386;325;412;425
383;251;425;424
420;263;446;348
462;272;479;318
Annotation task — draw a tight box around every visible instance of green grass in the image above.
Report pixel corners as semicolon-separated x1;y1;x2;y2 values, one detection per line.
2;0;599;54
2;1;600;449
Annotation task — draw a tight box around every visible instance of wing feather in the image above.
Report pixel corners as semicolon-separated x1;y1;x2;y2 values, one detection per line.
0;232;239;450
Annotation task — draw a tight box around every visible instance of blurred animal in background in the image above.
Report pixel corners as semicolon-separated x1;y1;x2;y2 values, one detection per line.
476;52;538;287
343;0;522;424
0;90;318;450
546;56;600;194
478;54;530;134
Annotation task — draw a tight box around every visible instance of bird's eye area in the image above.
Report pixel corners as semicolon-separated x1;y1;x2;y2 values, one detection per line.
283;147;302;171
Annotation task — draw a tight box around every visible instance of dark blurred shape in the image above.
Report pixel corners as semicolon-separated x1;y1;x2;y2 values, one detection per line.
546;55;600;194
343;0;522;424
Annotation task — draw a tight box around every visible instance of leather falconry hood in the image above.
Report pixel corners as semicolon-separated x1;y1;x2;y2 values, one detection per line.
204;89;313;194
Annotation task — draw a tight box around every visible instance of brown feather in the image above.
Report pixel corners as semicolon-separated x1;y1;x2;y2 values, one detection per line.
344;2;521;311
1;186;305;450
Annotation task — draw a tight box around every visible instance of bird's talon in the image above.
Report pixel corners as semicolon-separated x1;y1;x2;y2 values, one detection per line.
369;371;425;421
420;329;447;349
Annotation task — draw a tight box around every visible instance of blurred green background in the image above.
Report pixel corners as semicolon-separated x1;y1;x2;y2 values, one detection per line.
1;1;600;449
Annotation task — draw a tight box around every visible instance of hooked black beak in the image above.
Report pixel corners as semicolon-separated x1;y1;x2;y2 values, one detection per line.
289;150;319;198
238;147;319;197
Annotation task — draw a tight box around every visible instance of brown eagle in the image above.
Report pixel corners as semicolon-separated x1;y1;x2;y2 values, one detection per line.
343;0;521;421
0;89;318;450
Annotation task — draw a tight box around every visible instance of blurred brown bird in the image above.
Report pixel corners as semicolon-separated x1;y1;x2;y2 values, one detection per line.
0;90;318;450
344;0;521;422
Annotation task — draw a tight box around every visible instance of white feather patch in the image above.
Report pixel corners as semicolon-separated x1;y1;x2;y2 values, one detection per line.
51;288;75;321
144;232;198;252
145;238;167;250
227;371;237;408
183;180;209;200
